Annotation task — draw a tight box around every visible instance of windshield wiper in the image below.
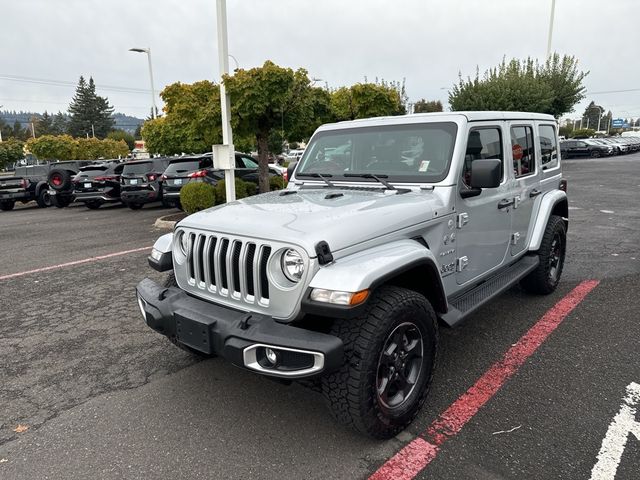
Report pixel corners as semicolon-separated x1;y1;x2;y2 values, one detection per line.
296;172;335;187
343;173;398;190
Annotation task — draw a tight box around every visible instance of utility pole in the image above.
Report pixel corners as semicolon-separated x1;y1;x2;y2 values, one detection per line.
216;0;235;202
91;124;95;138
546;0;556;58
31;122;36;139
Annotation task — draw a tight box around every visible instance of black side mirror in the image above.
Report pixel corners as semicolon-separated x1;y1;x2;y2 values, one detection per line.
287;161;298;181
470;159;502;189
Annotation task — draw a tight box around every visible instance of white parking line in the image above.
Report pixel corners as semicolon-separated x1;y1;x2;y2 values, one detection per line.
0;246;152;281
590;382;640;480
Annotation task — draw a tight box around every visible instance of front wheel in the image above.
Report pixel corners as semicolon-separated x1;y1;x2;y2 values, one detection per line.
36;189;51;208
85;200;101;210
51;195;71;208
590;150;601;158
520;215;566;294
127;203;143;210
322;286;438;439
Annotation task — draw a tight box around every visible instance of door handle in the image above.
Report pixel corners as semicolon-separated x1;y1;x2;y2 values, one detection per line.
498;198;515;209
529;188;542;198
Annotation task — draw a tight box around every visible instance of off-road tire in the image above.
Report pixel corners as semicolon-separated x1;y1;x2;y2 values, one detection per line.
321;285;438;439
163;273;215;358
36;188;51;208
0;200;15;211
520;215;566;295
48;168;73;191
85;200;101;210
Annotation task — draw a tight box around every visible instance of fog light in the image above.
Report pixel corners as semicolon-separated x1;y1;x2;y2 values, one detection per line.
265;347;279;366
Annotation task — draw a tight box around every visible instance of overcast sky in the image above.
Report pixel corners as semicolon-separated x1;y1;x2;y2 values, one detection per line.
1;0;638;121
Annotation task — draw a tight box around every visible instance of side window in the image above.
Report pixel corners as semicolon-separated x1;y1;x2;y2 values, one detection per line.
539;124;558;169
510;125;535;178
241;155;258;169
462;127;503;187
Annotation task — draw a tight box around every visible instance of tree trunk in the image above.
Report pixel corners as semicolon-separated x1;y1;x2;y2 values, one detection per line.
257;132;270;193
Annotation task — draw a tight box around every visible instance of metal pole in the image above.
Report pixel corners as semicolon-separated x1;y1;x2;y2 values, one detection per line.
597;108;602;132
31;122;36;138
216;0;235;202
146;49;157;119
91;124;95;138
546;0;556;58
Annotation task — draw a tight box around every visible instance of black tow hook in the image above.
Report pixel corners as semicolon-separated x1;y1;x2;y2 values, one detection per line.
239;314;253;330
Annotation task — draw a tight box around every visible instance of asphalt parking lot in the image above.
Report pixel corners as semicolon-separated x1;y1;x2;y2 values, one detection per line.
1;154;639;479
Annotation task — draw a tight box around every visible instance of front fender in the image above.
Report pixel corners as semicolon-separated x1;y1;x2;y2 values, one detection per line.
306;239;447;314
148;233;174;272
528;190;568;251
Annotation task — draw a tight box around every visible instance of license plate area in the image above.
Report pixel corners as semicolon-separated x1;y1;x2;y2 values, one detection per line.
175;312;216;354
174;178;183;185
84;183;92;188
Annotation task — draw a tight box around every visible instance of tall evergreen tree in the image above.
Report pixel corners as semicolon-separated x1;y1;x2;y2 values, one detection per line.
37;111;54;136
67;76;115;139
51;111;68;135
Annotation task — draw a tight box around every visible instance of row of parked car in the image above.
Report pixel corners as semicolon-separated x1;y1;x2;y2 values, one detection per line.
0;152;286;211
559;136;640;158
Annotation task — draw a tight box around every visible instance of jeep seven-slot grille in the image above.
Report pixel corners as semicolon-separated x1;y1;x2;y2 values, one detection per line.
187;233;272;303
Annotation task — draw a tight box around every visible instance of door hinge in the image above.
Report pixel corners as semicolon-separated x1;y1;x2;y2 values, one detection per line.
457;213;469;229
456;256;469;272
511;232;521;245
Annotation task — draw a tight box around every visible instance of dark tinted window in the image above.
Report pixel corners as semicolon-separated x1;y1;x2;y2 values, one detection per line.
539;125;558;169
164;161;201;174
237;155;258;169
510;126;535;178
123;162;153;175
462;128;503;187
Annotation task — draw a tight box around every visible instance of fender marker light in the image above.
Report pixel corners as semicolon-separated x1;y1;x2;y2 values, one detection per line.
310;288;369;306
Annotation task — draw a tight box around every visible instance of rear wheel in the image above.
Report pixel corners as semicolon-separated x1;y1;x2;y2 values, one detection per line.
128;203;143;210
36;189;51;208
521;215;566;294
0;200;15;211
322;286;438;439
85;200;101;210
51;195;71;208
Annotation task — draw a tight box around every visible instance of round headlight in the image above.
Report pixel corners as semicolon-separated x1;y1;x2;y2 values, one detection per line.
178;231;189;256
281;249;304;282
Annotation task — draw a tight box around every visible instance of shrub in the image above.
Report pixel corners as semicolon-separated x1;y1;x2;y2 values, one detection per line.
180;182;216;214
214;178;256;204
270;176;286;191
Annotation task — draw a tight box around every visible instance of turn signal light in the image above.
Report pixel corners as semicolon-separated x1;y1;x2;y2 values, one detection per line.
310;288;370;306
559;179;567;192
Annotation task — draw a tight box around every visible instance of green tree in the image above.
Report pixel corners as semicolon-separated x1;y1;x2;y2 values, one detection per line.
569;128;596;138
68;76;115;138
36;111;55;136
413;99;443;113
107;129;135;150
449;54;587;117
223;61;328;192
26;135;77;160
331;83;405;121
142;80;223;155
0;139;25;169
75;137;129;159
51;111;68;135
12;121;29;140
581;101;605;131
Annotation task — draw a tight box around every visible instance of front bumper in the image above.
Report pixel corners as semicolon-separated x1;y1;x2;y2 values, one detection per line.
136;278;343;378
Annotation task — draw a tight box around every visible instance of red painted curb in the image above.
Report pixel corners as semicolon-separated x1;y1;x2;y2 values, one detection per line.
370;279;601;480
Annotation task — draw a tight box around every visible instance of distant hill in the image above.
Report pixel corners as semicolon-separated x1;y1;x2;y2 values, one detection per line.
0;110;144;134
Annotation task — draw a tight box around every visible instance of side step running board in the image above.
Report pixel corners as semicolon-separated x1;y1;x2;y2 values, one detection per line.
440;255;539;327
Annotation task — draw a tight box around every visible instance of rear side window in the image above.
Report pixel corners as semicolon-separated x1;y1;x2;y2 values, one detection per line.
123;162;153;175
539;125;559;170
510;126;535;178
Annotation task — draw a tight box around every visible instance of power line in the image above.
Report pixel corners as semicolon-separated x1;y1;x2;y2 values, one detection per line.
0;74;153;95
587;88;640;95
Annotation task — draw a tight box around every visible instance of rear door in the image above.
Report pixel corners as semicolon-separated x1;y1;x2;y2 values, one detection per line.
507;122;539;256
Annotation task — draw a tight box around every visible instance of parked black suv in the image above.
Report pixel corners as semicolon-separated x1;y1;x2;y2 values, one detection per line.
72;161;125;209
559;140;611;158
161;152;283;209
0;164;52;210
120;158;171;210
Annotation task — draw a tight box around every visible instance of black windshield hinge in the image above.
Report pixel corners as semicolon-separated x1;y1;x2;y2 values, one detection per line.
315;241;334;265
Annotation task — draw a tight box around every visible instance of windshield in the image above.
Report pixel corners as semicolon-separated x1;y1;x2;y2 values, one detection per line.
296;122;458;183
123;162;153;175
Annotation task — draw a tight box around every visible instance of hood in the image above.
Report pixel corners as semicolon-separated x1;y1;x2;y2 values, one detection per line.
179;188;446;255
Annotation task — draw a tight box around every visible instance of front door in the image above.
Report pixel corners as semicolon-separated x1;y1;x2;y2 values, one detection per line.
456;124;512;285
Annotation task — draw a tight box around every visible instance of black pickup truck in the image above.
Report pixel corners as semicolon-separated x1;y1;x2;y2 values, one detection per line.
0;164;53;211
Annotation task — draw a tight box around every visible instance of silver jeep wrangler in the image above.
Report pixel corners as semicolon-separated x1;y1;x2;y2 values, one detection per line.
136;111;568;439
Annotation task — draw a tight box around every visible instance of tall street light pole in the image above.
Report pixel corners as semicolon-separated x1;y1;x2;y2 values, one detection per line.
216;0;236;202
546;0;556;59
129;47;157;119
